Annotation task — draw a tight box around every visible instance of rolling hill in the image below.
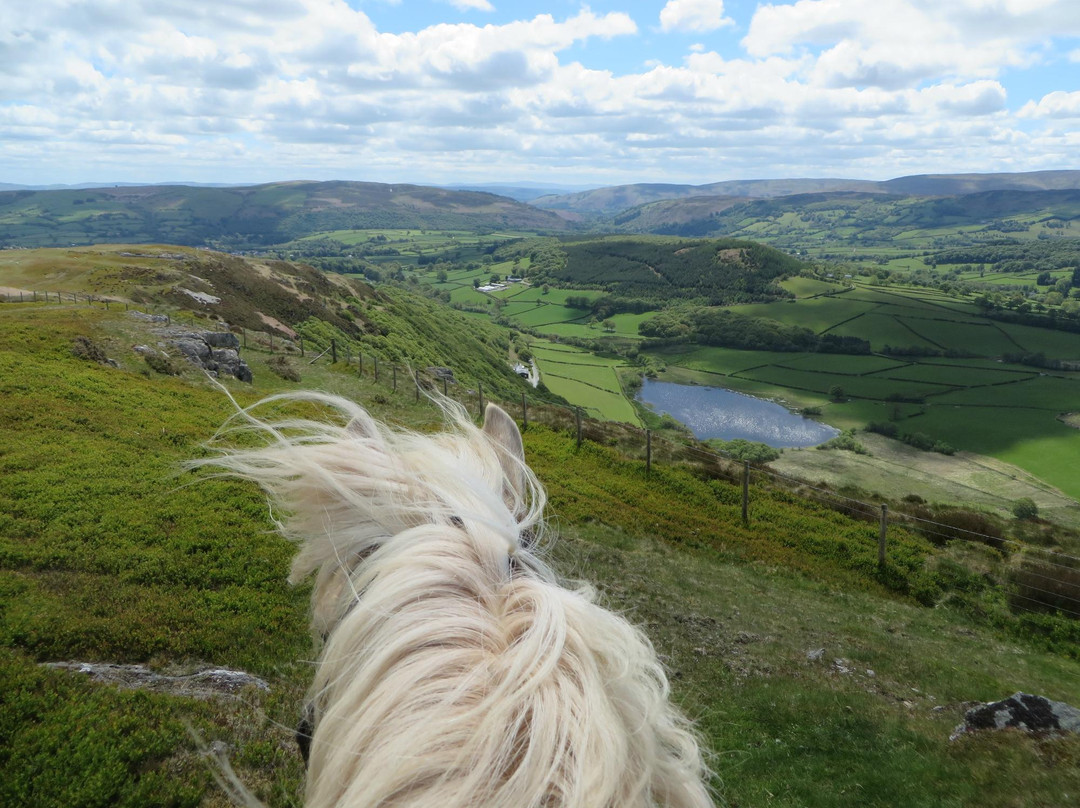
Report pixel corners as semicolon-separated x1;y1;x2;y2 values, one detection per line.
612;188;1080;245
533;170;1080;220
0;244;539;402
0;181;571;249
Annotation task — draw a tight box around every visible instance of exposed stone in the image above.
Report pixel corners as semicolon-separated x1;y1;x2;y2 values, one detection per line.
179;288;221;305
806;648;825;662
426;366;456;382
203;331;240;349
951;693;1080;741
172;338;211;361
165;331;252;382
128;310;171;323
45;661;269;700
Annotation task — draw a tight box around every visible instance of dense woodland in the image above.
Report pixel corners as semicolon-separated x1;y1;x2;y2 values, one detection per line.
525;237;802;304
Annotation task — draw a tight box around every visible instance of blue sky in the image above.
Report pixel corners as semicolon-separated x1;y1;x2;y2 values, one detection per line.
3;0;1079;187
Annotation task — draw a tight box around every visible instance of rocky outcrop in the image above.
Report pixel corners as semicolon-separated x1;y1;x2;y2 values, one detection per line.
169;331;252;382
426;366;456;383
951;692;1080;741
45;661;269;700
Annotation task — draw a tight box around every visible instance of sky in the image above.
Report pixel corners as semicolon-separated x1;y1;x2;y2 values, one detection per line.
3;0;1080;187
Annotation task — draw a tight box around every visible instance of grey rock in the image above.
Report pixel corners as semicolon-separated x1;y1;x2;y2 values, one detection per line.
128;311;170;323
426;366;456;382
173;338;210;361
951;692;1080;741
203;331;239;349
45;661;269;699
165;332;251;382
807;648;825;662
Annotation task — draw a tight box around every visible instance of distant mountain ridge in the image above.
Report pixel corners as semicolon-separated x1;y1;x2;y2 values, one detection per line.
533;170;1080;217
617;188;1080;245
0;180;570;249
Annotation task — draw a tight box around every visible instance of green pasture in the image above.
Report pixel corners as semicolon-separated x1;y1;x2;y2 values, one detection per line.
652;345;816;376
503;286;603;305
779;276;846;298
827;313;939;351
496;300;543;319
730;294;876;333
907;406;1080;501
880;362;1038;388
606;311;656;336
506;303;589;329
894;319;1021;356
934;373;1080;411
531;340;639;424
448;285;493;305
780;352;909;375
995;320;1080;357
739;364;952;401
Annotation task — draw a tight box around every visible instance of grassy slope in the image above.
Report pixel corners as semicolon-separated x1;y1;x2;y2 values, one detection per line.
1;302;1079;807
0;245;536;404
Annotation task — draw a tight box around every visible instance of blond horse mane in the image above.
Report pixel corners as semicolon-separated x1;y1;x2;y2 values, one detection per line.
192;391;712;808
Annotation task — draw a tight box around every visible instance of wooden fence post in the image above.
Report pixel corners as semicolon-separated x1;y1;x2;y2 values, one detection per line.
374;356;379;382
359;353;363;376
270;332;274;353
415;370;420;402
299;336;304;357
742;461;750;524
331;339;337;364
443;376;448;396
646;429;652;475
392;365;397;392
575;408;582;448
522;392;528;429
478;383;484;417
879;504;888;568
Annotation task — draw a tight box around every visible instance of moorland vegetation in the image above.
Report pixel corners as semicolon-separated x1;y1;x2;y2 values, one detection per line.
1;285;1079;807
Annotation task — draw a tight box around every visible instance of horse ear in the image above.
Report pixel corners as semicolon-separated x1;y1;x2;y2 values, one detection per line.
482;403;526;505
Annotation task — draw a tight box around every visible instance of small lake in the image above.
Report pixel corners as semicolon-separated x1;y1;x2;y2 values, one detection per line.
638;379;839;448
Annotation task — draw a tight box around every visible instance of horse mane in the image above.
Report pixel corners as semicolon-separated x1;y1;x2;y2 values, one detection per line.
192;391;712;808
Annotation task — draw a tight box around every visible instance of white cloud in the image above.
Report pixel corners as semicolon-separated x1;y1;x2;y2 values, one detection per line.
660;0;734;33
0;0;1076;185
1019;91;1080;118
447;0;495;11
742;0;1072;89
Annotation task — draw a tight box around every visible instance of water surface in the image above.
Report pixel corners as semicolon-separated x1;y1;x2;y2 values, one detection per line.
638;378;838;448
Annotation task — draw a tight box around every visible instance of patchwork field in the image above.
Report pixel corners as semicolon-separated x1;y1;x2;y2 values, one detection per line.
530;340;640;424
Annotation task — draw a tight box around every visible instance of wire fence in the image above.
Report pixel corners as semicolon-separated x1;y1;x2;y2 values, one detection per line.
6;291;1080;623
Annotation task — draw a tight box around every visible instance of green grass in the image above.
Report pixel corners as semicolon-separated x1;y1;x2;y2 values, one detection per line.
1;302;1079;807
531;340;639;424
779;276;846;298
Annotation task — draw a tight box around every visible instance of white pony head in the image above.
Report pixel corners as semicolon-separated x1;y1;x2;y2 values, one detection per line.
194;391;712;808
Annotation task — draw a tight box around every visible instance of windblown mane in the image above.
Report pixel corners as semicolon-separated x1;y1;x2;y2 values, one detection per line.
192;391;712;808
